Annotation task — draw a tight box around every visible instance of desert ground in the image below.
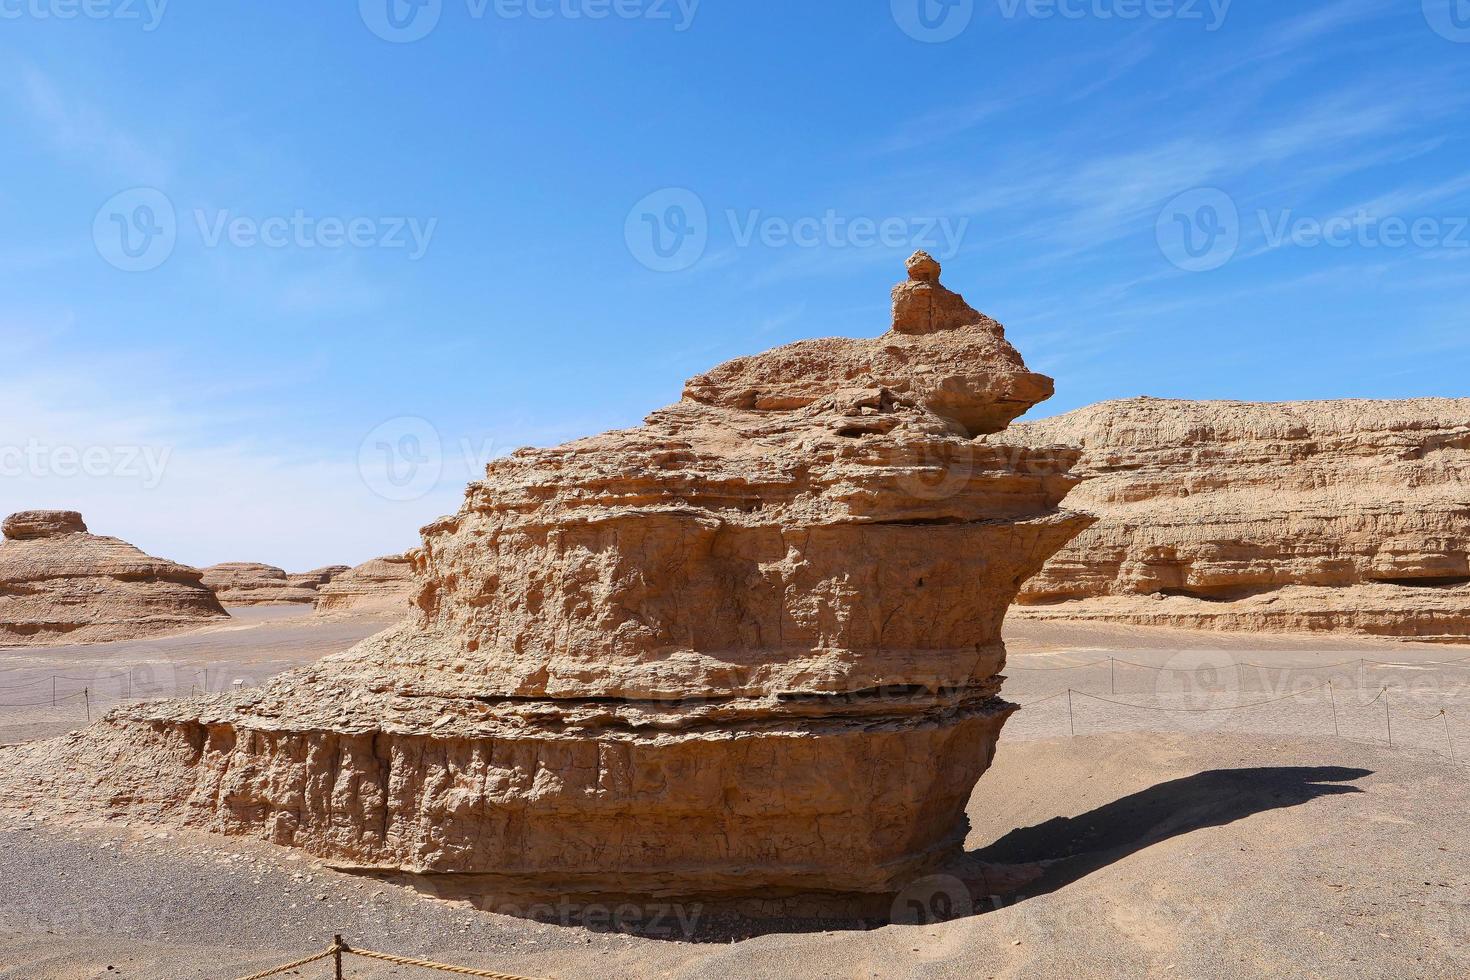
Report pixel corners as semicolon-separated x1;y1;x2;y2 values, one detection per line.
1;616;1465;980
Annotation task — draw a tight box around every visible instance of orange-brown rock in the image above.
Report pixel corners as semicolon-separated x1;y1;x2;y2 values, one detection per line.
0;256;1090;913
201;562;318;605
0;510;228;646
312;555;415;617
287;565;351;591
1011;397;1470;641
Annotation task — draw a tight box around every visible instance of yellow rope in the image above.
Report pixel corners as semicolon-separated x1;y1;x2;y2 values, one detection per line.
229;948;336;980
346;946;547;979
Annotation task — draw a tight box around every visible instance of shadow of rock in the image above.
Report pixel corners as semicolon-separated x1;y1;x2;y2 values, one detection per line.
352;765;1370;943
967;765;1370;900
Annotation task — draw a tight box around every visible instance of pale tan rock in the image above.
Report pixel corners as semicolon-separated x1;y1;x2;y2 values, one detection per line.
201;562;318;605
1011;397;1470;641
0;510;228;646
312;555;414;617
286;565;351;591
0;256;1090;912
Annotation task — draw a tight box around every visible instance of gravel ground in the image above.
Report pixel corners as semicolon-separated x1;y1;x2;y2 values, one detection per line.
1;619;1467;978
0;607;397;745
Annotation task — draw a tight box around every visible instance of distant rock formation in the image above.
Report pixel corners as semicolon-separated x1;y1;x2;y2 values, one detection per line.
1011;398;1470;641
200;562;318;605
312;555;414;617
286;565;351;591
0;510;228;646
0;255;1090;915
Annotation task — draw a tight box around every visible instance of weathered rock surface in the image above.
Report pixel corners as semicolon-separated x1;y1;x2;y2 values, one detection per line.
0;510;228;647
1011;397;1470;641
286;565;351;591
201;562;318;605
312;555;414;617
0;255;1091;913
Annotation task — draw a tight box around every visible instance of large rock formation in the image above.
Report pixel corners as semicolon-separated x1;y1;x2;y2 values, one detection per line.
287;565;351;591
313;554;415;617
0;510;228;646
1011;397;1470;641
201;562;318;605
0;256;1090;913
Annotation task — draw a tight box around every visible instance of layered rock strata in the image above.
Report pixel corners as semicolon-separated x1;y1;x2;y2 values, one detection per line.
1;255;1091;911
313;554;415;617
201;562;318;605
0;510;228;646
1012;398;1470;641
287;565;351;591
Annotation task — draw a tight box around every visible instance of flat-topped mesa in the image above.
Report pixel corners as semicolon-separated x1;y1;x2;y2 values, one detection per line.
681;251;1053;436
2;510;88;540
0;511;227;646
0;256;1093;917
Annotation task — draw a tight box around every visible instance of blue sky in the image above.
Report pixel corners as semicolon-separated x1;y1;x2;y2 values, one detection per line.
2;0;1467;570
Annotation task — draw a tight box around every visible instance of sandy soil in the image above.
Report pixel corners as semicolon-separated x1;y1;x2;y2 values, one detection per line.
0;606;400;745
1;618;1467;979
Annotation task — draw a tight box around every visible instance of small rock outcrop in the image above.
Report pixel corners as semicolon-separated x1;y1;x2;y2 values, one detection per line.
1011;398;1470;641
0;256;1091;914
0;510;228;646
287;565;351;591
312;555;415;617
200;562;318;605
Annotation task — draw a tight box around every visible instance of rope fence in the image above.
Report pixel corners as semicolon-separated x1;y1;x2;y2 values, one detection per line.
1019;680;1465;765
231;935;548;980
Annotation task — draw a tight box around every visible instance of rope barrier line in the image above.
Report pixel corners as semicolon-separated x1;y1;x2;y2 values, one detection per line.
1017;691;1069;707
1006;659;1111;671
0;689;90;709
345;945;548;979
1069;683;1329;713
227;937;549;980
229;947;337;980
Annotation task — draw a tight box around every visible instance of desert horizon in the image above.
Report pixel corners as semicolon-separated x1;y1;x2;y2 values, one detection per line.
4;3;1469;979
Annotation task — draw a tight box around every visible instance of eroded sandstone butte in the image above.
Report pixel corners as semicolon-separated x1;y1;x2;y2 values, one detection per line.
313;554;415;617
1011;397;1470;641
1;255;1091;912
0;510;228;647
287;565;351;591
201;562;318;605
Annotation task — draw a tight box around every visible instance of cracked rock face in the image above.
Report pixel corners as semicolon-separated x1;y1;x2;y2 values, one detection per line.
0;510;228;647
1;256;1091;909
1012;397;1470;641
